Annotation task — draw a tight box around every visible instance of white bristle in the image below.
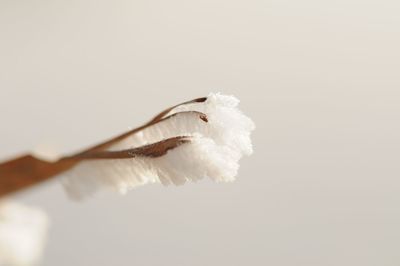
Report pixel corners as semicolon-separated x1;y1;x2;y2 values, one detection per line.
62;93;255;200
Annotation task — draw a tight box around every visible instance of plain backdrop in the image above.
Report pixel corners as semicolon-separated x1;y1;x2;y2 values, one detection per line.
1;0;399;265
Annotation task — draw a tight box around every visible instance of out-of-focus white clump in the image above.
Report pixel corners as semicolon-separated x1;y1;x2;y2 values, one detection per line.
0;201;49;266
62;93;255;199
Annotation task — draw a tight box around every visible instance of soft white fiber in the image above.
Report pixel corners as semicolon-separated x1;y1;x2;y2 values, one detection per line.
109;93;255;156
0;201;49;266
62;93;254;199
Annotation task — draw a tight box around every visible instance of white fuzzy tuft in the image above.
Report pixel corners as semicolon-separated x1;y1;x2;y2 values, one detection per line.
109;93;255;156
0;201;49;266
62;93;255;199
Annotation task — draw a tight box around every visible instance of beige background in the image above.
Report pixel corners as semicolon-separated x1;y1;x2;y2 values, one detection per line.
1;0;399;265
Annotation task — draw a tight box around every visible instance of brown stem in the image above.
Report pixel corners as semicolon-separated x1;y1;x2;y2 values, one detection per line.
74;97;206;155
0;155;76;197
69;136;191;159
0;96;207;198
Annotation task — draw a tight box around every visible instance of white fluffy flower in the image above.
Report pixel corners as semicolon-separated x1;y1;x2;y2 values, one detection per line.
0;201;49;266
62;93;255;199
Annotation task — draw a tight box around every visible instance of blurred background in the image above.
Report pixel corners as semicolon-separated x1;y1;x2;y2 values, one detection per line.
1;0;399;265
